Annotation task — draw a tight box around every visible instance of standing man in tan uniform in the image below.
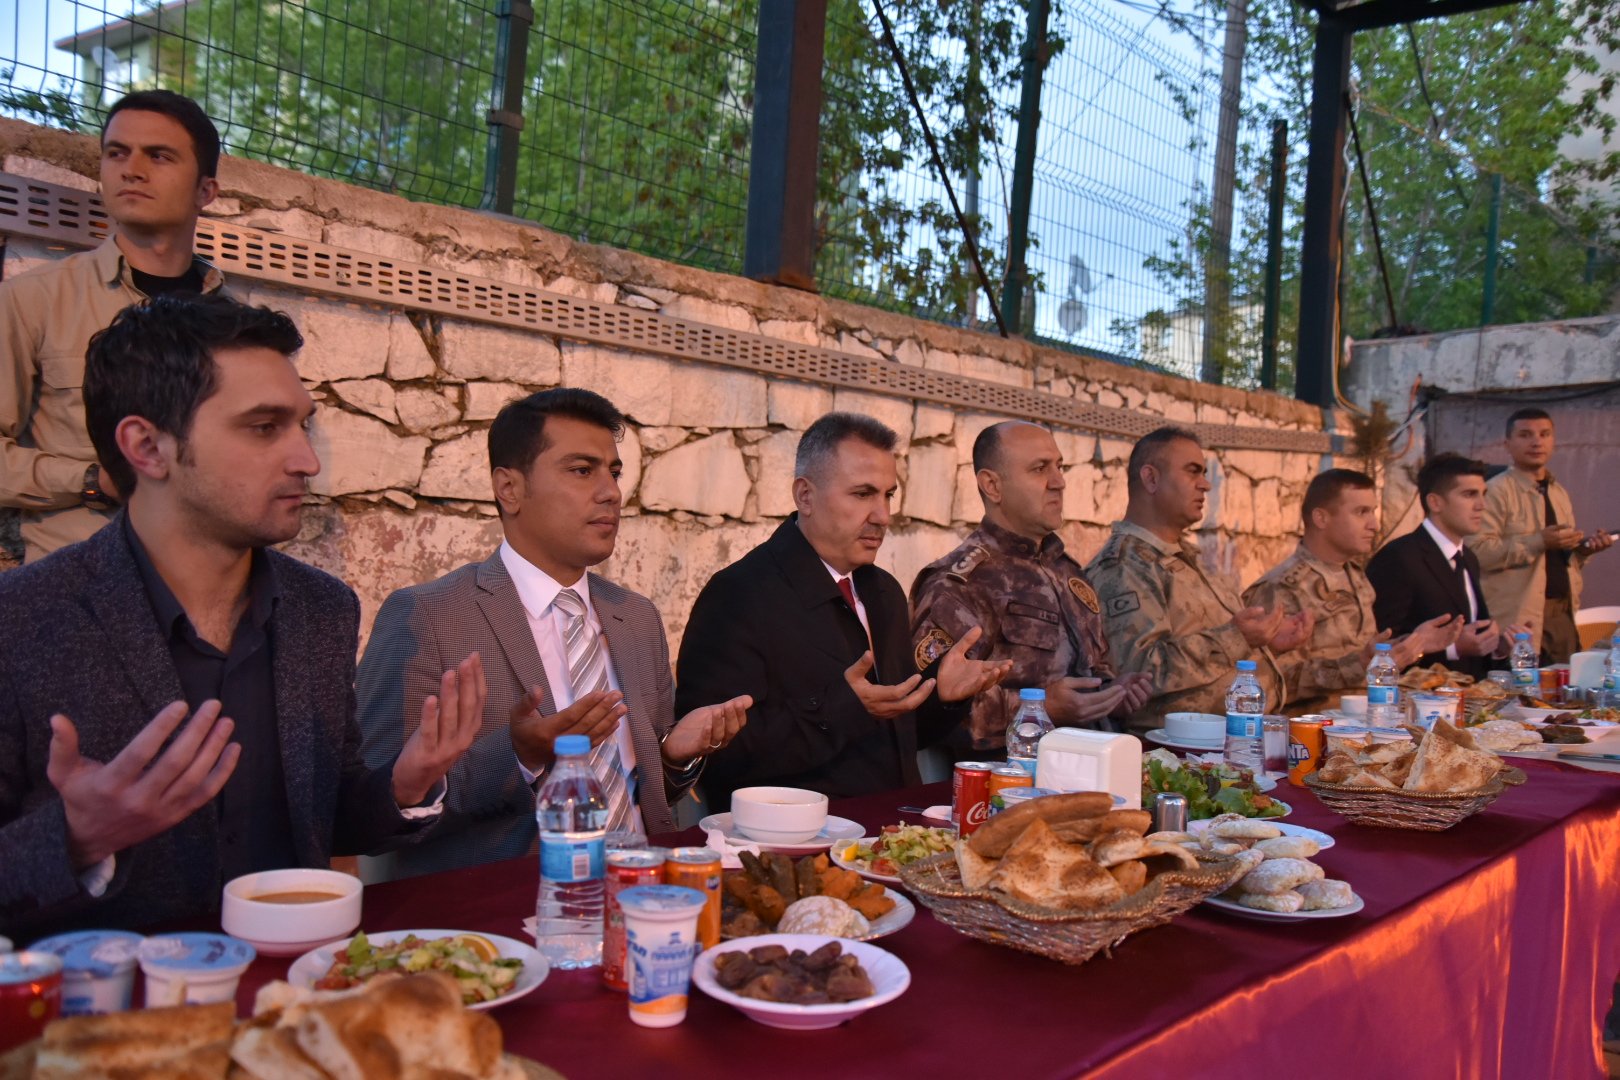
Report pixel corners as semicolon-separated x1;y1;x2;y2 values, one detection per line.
911;421;1153;755
1245;469;1460;714
1473;408;1613;664
0;90;225;561
1087;426;1312;733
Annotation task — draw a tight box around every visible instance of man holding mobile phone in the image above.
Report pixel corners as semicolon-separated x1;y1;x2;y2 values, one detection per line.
1473;408;1614;665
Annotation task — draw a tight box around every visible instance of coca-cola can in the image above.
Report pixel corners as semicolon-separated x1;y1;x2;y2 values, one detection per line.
603;849;667;992
952;761;994;836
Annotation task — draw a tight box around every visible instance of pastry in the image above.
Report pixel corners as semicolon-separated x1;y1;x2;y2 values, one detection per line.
1254;835;1320;860
1234;857;1323;896
1297;879;1355;911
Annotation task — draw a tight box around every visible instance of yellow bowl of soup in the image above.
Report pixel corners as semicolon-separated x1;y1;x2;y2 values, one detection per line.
221;868;362;957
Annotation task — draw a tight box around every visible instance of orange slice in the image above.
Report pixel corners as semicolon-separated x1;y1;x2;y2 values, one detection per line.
451;933;499;962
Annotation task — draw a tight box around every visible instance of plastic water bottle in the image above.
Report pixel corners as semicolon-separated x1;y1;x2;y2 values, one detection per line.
1601;642;1618;705
1223;661;1265;772
536;734;608;969
1366;642;1400;727
1510;632;1538;692
1006;688;1054;777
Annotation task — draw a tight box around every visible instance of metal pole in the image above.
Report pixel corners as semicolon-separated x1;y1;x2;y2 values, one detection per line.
962;0;983;327
480;0;534;215
1294;14;1352;408
1480;172;1501;326
744;0;828;289
1000;0;1051;337
1200;0;1248;386
1260;119;1287;392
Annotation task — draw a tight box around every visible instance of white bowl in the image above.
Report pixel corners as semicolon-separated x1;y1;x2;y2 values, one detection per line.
1163;712;1224;744
730;787;829;844
692;934;910;1030
1338;694;1368;717
221;868;362;957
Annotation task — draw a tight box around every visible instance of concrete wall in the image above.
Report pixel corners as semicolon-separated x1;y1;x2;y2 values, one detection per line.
0;117;1342;652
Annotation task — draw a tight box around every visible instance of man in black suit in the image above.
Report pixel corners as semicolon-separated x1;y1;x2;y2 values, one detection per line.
0;295;484;937
1367;453;1521;681
676;412;1011;807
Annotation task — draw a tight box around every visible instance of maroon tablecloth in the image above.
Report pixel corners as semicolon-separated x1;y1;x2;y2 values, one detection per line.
235;760;1620;1079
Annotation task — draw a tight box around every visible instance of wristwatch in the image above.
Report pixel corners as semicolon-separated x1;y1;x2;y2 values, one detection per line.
80;464;117;511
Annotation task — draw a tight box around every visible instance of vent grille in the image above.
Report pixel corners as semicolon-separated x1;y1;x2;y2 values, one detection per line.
0;172;1328;453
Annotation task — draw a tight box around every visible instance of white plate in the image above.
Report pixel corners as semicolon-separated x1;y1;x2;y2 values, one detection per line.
692;933;910;1030
830;833;956;886
699;813;864;854
287;929;547;1011
1203;891;1364;922
1186;818;1334;849
1143;729;1225;752
1505;704;1572;722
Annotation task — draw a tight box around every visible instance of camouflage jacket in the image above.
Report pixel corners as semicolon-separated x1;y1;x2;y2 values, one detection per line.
910;519;1113;751
1243;543;1375;714
1086;520;1284;733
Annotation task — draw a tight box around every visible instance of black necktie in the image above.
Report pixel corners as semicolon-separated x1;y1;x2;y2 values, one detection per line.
1451;552;1470;616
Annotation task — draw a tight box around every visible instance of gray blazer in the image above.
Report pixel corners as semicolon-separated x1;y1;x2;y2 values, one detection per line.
0;519;424;938
356;550;690;879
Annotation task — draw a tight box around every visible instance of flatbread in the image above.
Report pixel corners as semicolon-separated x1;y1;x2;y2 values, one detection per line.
1405;728;1502;792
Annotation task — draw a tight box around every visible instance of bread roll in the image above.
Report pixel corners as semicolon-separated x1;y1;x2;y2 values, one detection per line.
967;791;1114;857
1254;835;1319;860
1109;860;1148;895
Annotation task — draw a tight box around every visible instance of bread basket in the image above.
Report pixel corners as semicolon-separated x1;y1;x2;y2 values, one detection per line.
897;852;1246;965
1302;767;1525;831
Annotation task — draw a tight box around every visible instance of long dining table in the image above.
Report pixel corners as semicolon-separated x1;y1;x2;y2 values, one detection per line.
234;758;1620;1079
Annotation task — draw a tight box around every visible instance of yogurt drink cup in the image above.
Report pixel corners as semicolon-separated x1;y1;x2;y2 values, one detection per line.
29;931;143;1015
138;933;255;1006
618;885;707;1028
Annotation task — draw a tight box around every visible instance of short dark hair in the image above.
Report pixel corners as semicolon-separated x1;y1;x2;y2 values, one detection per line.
1126;425;1201;495
1504;407;1553;439
1302;468;1375;525
104;89;222;179
796;412;898;481
488;388;625;479
84;294;304;496
1416;452;1488;506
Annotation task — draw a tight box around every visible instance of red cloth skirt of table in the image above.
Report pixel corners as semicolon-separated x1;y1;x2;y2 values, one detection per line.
234;759;1620;1079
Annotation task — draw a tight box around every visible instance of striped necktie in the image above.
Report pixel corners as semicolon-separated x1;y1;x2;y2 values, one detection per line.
553;586;638;832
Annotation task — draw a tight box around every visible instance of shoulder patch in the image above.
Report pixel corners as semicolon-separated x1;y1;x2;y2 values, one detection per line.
1068;576;1100;613
946;545;990;580
915;627;955;668
1105;591;1140;617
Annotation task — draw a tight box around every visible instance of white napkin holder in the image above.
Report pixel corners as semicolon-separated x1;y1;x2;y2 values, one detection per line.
1570;650;1607;689
1034;728;1142;809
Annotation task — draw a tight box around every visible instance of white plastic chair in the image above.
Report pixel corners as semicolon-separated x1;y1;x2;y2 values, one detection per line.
1576;605;1620;650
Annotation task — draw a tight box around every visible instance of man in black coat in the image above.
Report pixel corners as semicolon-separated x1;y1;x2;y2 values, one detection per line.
0;295;484;937
1367;453;1520;682
676;412;1010;808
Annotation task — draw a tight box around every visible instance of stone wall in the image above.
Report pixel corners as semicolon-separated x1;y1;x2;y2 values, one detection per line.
1;117;1342;652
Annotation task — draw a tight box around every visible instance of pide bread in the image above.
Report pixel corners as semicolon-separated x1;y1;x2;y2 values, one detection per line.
967;791;1114;857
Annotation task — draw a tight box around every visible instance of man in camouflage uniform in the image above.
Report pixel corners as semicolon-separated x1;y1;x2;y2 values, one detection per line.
1087;427;1313;735
1244;469;1459;714
911;422;1153;754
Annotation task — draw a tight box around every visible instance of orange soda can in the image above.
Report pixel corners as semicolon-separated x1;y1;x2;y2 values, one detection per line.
662;847;722;950
987;765;1033;812
1288;716;1329;787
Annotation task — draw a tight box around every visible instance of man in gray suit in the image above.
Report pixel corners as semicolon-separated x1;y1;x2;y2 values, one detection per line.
358;388;751;878
0;295;485;937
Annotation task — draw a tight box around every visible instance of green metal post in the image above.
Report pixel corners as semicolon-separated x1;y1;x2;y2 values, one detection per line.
1000;0;1051;337
480;0;534;215
1480;172;1502;326
1260;119;1286;391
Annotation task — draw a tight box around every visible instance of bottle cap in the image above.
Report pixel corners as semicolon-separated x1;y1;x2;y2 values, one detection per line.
1374;643;1392;652
1018;688;1047;701
1236;660;1258;672
1515;632;1530;641
554;734;591;757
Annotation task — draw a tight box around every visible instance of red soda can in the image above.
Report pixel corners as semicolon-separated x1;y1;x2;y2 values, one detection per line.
603;849;667;991
0;951;63;1053
663;847;722;951
952;761;994;836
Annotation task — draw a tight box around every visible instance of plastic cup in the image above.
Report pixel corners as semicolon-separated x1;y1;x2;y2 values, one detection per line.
617;885;707;1028
29;930;143;1016
137;933;255;1006
1407;693;1454;731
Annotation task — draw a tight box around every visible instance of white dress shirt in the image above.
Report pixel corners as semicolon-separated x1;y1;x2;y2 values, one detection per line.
821;558;872;640
501;542;639;827
1421;518;1478;660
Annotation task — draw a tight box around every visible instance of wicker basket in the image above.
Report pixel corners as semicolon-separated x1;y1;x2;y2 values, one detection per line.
1302;767;1525;831
896;851;1246;965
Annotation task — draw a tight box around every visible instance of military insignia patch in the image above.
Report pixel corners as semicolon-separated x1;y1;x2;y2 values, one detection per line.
1068;577;1101;613
915;627;955;668
1106;592;1140;617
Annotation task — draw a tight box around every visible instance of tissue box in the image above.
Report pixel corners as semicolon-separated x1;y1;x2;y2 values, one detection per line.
1034;729;1142;809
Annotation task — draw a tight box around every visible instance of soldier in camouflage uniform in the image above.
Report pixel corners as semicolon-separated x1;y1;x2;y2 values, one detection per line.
1245;469;1459;713
911;422;1153;754
1087;427;1312;734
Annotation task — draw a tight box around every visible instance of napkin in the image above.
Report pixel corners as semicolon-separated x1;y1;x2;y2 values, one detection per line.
522;915;536;940
920;805;951;823
704;827;762;869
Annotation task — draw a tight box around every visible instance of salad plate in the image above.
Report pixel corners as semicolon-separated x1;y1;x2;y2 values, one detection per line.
1142;749;1289;820
288;929;547;1011
830;826;956;885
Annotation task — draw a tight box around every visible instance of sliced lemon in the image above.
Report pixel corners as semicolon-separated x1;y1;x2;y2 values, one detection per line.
451;933;499;962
